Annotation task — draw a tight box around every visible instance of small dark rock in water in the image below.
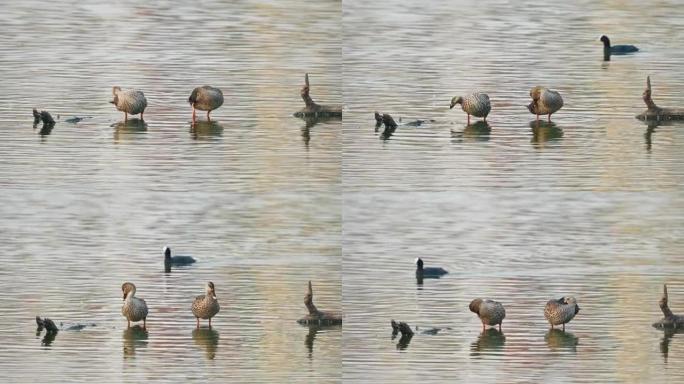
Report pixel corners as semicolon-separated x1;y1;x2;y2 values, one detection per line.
36;316;58;334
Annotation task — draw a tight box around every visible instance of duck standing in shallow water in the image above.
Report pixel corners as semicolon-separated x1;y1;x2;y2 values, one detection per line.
189;86;223;123
544;296;580;331
121;282;149;329
192;281;220;329
599;35;638;60
415;258;448;279
450;92;491;125
110;86;147;121
469;298;506;331
528;86;563;122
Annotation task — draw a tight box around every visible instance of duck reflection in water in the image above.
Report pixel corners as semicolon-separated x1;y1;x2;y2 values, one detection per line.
190;120;224;140
530;120;563;145
113;118;147;143
470;328;506;356
123;325;148;358
544;328;578;352
192;327;220;360
451;121;491;143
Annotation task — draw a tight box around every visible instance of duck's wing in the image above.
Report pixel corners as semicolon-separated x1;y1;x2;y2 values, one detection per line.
542;90;563;112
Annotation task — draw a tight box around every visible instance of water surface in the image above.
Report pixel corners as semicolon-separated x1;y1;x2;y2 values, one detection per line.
343;0;684;382
0;0;341;382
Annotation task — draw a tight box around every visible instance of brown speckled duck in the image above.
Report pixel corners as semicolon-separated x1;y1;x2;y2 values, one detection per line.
111;87;147;121
121;282;149;329
450;92;491;125
528;86;563;122
189;86;224;122
544;296;580;330
469;298;506;331
192;281;220;329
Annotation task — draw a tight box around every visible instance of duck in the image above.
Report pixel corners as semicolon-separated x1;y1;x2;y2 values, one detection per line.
192;281;220;329
544;296;580;331
450;92;491;125
189;86;224;122
599;35;638;60
111;86;147;121
528;86;563;122
121;282;149;329
469;298;506;331
163;246;196;266
415;258;448;278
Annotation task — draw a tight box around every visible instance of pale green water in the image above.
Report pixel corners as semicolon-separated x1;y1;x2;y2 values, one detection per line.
0;0;341;382
343;0;684;382
2;0;684;382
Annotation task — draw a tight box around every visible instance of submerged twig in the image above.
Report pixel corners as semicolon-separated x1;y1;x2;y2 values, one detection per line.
653;284;684;329
293;74;342;118
636;76;684;121
297;281;342;326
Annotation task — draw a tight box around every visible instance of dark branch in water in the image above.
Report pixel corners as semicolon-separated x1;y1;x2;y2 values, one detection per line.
297;281;342;326
293;74;342;118
36;316;58;334
391;320;414;337
637;76;684;121
653;284;684;329
32;108;55;129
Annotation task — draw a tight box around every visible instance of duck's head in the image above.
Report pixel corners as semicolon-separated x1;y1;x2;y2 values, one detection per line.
450;96;463;109
564;296;580;313
469;298;483;314
415;257;424;271
110;86;121;104
122;282;136;300
529;86;545;101
163;246;171;260
527;102;537;114
599;35;610;45
207;281;216;299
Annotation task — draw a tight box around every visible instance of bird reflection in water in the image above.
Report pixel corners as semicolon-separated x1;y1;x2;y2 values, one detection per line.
452;121;491;143
470;328;506;356
113;118;147;143
544;328;578;352
530;120;563;146
192;327;220;359
190;120;224;140
123;325;148;358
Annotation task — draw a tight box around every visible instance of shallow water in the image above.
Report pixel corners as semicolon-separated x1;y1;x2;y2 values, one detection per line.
343;0;684;382
0;0;341;382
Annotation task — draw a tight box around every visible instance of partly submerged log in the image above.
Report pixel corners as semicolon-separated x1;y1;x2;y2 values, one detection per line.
297;281;342;326
636;76;684;121
653;285;684;329
293;74;342;118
